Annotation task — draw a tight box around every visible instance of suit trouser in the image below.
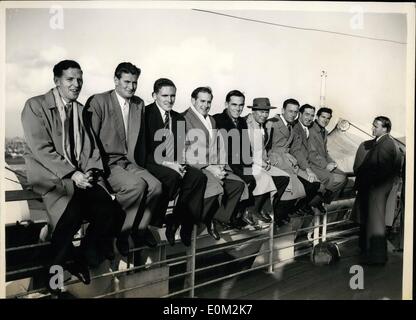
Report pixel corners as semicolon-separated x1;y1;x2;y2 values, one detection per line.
212;178;246;223
296;176;321;209
359;180;393;262
107;162;163;234
233;171;257;220
274;176;319;222
314;168;348;203
146;163;207;228
51;184;120;268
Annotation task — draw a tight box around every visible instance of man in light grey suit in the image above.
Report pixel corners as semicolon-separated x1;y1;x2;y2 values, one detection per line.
86;62;162;256
182;87;247;239
22;60;121;289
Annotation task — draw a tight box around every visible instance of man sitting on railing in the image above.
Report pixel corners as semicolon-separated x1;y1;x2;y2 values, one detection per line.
290;104;327;211
21;60;122;291
243;98;291;227
214;92;290;228
182;87;248;240
144;78;208;246
308;107;348;206
85;62;163;256
265;99;321;226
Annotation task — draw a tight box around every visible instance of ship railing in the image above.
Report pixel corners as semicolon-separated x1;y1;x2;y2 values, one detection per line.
4;175;367;299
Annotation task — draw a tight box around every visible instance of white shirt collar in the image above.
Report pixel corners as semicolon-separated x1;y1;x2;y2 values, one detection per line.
279;115;289;127
190;104;213;135
299;121;309;137
376;133;388;142
115;91;130;108
155;101;169;119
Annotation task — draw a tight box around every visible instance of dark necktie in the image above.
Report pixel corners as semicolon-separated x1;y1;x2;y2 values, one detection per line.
164;111;170;130
163;111;174;160
262;124;268;146
321;128;326;140
66;104;77;165
287;123;293;135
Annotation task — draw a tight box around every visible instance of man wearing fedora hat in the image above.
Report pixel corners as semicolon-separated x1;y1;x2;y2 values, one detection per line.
214;92;290;227
265;99;321;225
243;97;292;227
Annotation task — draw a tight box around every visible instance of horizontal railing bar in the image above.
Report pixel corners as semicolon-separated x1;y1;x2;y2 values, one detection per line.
194;235;271;256
182;262;272;293
10;225;360;299
167;232;361;297
93;271;192;299
7;219;356;278
195;249;272;273
9;253;193;297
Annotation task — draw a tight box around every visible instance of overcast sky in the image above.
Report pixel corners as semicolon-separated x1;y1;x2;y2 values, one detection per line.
4;4;409;138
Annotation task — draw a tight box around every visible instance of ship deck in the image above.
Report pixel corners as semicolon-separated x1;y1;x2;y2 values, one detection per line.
193;238;403;300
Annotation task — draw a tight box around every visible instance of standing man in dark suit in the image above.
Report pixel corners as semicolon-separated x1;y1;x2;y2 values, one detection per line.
354;116;400;265
182;87;247;239
144;78;207;246
86;62;162;256
308;107;348;204
21;60;121;288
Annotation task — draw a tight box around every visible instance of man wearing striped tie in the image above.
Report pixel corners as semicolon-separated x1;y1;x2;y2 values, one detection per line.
144;78;208;246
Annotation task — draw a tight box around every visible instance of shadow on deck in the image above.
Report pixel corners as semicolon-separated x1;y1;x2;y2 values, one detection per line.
193;238;403;300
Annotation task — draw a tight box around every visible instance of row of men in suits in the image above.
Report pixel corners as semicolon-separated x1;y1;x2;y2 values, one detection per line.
21;59;347;290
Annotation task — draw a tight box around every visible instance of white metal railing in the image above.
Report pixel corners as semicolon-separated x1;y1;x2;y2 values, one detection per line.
6;205;357;299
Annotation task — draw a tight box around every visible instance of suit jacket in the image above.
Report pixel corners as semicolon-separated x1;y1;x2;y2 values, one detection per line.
144;102;187;165
213;109;252;177
354;134;400;189
308;121;335;170
85;90;146;170
265;115;297;172
264;115;306;200
182;107;227;169
290;121;312;171
21;89;104;230
182;107;248;199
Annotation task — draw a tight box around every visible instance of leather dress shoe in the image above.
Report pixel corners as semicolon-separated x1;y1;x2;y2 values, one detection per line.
116;235;130;257
180;226;192;247
299;206;314;216
312;203;327;213
229;216;245;230
66;260;91;285
165;222;179;246
254;211;272;223
206;221;220;240
133;229;158;248
241;210;256;226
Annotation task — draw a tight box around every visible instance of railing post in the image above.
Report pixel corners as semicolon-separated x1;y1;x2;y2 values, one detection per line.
268;217;275;273
313;214;320;246
185;224;197;298
322;212;327;242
